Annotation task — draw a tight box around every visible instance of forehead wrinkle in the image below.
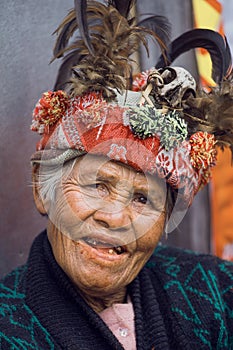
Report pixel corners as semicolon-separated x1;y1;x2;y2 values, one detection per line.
96;169;118;183
97;162;134;182
96;163;149;201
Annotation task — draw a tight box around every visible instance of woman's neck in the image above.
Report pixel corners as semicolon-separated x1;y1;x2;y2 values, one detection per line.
77;288;128;313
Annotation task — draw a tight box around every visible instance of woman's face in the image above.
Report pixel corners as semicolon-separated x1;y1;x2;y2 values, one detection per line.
39;155;167;297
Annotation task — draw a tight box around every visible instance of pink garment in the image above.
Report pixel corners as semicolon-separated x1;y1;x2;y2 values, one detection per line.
99;298;136;350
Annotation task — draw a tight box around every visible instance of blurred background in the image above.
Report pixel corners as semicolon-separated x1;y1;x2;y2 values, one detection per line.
1;0;233;277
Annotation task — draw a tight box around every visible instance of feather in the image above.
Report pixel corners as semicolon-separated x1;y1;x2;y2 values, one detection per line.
74;0;95;55
154;28;233;158
54;50;84;91
184;80;233;160
108;0;135;18
52;0;171;98
137;15;171;50
53;10;77;59
156;29;231;83
224;37;232;78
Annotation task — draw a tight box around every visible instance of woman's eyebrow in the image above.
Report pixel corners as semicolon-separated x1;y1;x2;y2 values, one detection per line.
96;167;120;182
96;173;118;183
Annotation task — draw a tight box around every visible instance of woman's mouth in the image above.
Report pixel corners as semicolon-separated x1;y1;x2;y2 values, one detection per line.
82;237;126;255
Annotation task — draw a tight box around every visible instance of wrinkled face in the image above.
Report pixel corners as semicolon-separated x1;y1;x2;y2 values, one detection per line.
38;155;167;297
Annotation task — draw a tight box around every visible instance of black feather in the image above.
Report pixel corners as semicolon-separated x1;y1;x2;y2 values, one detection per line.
224;36;232;77
108;0;135;18
54;50;84;91
74;0;95;55
53;15;77;58
156;28;230;83
137;15;171;49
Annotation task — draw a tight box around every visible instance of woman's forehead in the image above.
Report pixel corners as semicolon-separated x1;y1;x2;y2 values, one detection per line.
70;155;166;192
72;155;143;179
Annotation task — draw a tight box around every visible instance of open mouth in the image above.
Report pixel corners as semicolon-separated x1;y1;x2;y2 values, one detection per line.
83;237;126;255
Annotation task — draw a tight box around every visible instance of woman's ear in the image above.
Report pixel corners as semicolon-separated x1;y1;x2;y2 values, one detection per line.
32;164;47;215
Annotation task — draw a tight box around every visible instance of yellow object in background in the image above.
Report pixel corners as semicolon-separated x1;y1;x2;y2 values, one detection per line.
192;0;233;260
192;0;223;87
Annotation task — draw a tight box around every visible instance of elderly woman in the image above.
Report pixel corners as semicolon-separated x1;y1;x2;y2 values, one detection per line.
1;1;233;349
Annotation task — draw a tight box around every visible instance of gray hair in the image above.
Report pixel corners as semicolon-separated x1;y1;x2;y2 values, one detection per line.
35;158;77;205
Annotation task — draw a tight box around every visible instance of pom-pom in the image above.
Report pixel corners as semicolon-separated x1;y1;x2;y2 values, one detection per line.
190;131;217;170
128;105;188;150
159;111;188;150
31;90;69;134
128;105;163;139
71;92;107;128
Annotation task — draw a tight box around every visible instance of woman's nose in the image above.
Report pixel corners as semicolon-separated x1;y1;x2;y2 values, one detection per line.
93;202;131;230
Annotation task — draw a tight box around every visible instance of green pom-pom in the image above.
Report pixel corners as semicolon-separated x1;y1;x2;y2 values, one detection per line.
128;106;188;150
128;105;163;139
160;111;188;150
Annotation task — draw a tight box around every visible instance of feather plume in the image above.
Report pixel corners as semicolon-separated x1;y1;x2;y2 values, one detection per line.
156;29;232;83
54;50;84;91
53;11;77;59
155;28;233;158
74;0;94;55
108;0;135;18
185;81;233;159
223;37;233;78
52;0;171;98
137;15;171;48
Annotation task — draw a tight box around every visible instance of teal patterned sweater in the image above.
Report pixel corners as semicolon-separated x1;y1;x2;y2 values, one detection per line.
0;231;233;350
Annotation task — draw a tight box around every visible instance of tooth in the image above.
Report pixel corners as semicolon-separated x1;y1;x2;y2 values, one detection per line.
108;249;115;254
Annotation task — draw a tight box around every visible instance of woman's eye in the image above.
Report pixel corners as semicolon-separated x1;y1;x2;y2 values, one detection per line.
89;183;108;197
133;193;148;205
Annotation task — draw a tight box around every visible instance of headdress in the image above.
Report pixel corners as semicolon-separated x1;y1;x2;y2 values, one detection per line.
31;0;233;207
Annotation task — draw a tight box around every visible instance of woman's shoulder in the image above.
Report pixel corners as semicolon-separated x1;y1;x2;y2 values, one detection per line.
0;264;27;298
0;265;28;343
0;264;56;349
146;243;233;296
144;244;233;347
149;243;233;270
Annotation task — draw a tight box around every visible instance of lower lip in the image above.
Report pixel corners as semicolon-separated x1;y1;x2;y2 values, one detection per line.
79;240;128;262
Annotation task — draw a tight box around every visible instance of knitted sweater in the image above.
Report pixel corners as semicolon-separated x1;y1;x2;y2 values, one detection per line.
0;231;233;350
